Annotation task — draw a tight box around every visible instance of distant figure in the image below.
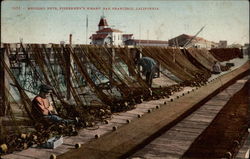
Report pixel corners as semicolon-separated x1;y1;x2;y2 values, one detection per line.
137;57;157;87
212;61;222;74
32;84;77;125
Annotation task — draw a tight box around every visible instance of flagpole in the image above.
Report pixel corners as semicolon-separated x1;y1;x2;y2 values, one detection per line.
86;15;88;44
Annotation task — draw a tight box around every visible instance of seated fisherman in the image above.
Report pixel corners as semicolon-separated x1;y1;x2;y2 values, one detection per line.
32;84;77;125
137;56;157;87
212;61;222;74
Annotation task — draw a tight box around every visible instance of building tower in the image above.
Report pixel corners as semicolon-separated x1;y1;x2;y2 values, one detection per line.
98;16;108;31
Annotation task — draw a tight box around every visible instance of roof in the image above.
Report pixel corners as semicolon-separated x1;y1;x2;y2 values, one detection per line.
127;39;168;44
170;34;206;42
96;28;123;33
122;34;133;37
90;34;108;40
168;34;218;47
98;17;108;27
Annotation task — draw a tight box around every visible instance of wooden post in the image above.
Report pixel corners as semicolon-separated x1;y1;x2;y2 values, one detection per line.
109;47;115;85
67;51;72;100
0;46;10;116
63;46;72;100
127;47;139;77
157;63;160;78
0;48;4;141
138;48;142;77
173;51;176;63
0;48;7;116
128;48;133;76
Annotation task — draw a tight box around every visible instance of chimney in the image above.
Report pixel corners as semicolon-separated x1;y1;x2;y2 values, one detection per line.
69;34;72;45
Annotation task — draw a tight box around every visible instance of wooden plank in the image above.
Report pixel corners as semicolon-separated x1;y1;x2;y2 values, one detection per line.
115;112;138;118
194;109;222;115
145;142;189;155
236;133;250;158
199;105;223;111
187;113;217;119
109;118;127;124
112;114;136;120
187;116;214;123
63;135;93;145
126;110;146;115
136;103;157;109
8;148;52;159
171;127;204;134
194;109;221;115
2;154;37;159
174;122;209;129
159;132;200;141
204;100;228;106
133;148;180;159
177;120;208;126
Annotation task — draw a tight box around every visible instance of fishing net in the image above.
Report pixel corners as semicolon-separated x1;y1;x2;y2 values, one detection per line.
1;44;241;155
209;48;242;61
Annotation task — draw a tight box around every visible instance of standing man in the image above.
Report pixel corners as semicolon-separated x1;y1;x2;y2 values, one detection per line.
137;56;157;87
32;84;77;125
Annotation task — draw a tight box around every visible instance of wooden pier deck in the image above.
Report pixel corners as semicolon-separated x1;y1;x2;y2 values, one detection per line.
130;77;248;159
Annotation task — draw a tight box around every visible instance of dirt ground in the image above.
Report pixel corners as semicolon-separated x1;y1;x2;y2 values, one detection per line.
182;80;249;159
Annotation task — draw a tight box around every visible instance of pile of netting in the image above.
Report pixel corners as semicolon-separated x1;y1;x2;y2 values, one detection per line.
141;47;211;87
186;48;217;71
0;44;238;155
209;48;242;61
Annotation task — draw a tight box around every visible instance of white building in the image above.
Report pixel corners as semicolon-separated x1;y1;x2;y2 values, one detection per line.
90;16;128;46
218;40;227;48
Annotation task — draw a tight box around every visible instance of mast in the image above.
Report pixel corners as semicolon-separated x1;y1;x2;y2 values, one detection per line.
183;25;206;48
86;15;88;44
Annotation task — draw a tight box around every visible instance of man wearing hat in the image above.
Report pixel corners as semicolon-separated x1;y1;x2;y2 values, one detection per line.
32;84;76;125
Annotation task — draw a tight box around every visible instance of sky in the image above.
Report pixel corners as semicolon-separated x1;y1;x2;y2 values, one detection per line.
1;0;249;45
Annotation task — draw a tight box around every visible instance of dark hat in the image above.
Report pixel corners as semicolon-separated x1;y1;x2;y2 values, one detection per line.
40;84;53;93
